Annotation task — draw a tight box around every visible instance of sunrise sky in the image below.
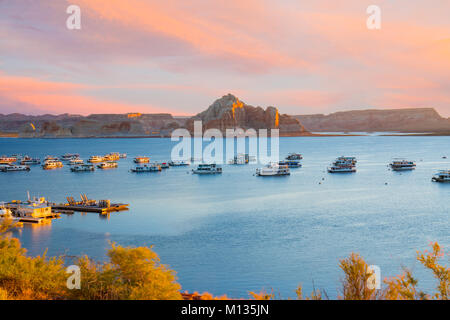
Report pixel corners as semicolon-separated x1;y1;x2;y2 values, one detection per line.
1;0;449;116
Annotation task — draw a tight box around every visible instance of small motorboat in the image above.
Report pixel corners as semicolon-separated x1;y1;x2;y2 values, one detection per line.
157;162;170;169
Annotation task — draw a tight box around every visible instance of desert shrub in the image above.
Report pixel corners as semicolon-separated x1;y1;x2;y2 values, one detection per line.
0;220;67;299
67;243;182;300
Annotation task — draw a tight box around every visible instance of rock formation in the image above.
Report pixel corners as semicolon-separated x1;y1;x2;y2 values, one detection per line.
185;94;309;136
294;108;450;133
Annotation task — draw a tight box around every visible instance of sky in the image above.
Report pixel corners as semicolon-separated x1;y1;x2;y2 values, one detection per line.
0;0;449;116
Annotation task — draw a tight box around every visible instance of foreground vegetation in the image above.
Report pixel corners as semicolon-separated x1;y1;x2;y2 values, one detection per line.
0;219;448;300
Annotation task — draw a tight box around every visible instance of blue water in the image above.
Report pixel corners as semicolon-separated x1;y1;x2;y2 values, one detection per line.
0;137;449;299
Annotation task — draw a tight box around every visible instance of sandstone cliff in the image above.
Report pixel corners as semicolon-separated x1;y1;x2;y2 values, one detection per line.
185;94;309;136
295;108;450;133
5;113;183;138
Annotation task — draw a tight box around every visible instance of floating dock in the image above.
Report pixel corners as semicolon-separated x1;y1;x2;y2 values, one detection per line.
51;194;129;214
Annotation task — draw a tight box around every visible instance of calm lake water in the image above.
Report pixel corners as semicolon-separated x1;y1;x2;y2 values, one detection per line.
0;136;449;298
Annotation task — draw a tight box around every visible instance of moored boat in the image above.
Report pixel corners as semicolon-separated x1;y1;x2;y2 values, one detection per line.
69;158;84;165
61;153;80;161
104;153;120;161
432;170;450;183
286;153;303;160
97;161;118;169
42;160;63;170
192;164;222;174
229;153;250;165
134;156;150;163
71;164;95;172
44;155;59;161
0;156;17;164
327;165;356;173
0;164;30;172
88;155;105;163
168;160;190;166
130;164;161;172
279;160;302;168
336;156;357;165
256;163;290;176
20;157;41;165
157;162;170;169
389;159;416;171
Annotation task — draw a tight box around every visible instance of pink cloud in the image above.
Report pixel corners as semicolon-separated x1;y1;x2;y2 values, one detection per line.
0;73;169;115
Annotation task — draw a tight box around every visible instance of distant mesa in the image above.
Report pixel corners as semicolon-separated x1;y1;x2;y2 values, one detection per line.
294;108;450;133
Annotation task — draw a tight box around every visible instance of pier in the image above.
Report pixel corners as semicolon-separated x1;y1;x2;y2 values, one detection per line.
51;194;129;214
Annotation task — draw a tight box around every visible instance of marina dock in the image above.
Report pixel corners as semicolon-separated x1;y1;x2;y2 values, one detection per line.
51;194;129;214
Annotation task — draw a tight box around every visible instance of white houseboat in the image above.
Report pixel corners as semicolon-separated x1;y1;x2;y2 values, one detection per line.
256;163;290;176
71;164;95;172
432;170;450;183
192;164;222;174
97;161;118;169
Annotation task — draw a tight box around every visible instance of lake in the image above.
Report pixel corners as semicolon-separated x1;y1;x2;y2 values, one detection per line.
0;136;449;298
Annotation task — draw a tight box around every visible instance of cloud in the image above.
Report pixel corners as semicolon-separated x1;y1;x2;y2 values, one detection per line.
0;73;168;115
0;0;449;116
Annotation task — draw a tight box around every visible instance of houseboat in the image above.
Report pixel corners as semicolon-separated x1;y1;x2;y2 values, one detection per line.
130;164;161;172
0;156;17;164
88;155;105;163
44;155;59;161
20;157;41;165
432;170;450;183
61;153;80;161
256;163;290;176
0;164;31;172
389;159;416;171
168;160;190;166
327;165;356;173
286;153;303;160
42;160;63;170
229;154;252;165
336;156;357;165
97;161;118;169
134;156;150;163
5;197;58;224
279;160;302;168
71;164;95;172
104;153;120;161
69;158;84;165
192;164;222;174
